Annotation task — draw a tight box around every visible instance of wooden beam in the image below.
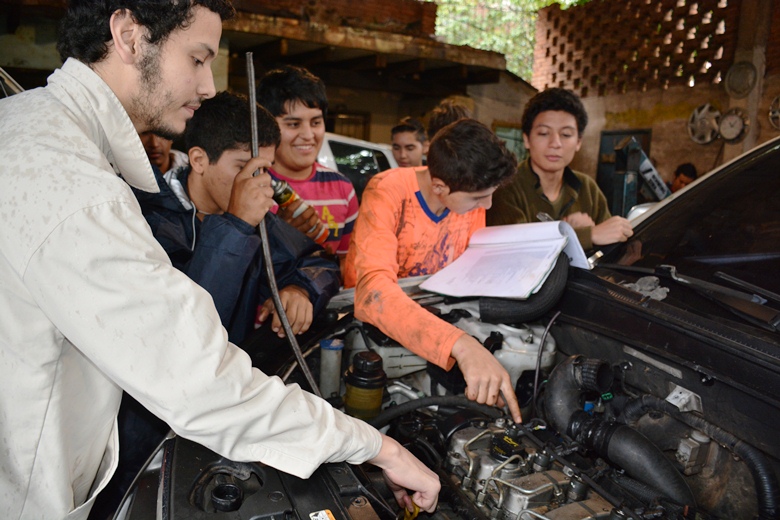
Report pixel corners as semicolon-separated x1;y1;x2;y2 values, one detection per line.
327;54;387;72
285;46;334;67
419;65;469;82
223;12;506;70
243;38;289;62
310;67;464;98
421;66;501;86
384;59;426;79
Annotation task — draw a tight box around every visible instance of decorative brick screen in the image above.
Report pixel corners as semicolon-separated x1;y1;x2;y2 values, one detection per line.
532;0;740;97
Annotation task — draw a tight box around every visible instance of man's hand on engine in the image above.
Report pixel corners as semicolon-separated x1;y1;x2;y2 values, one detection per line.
369;434;440;513
450;334;523;423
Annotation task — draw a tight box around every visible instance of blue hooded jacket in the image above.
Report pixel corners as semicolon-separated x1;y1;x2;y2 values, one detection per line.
132;166;341;345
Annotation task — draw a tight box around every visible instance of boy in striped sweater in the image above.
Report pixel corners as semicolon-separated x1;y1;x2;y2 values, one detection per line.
258;65;358;260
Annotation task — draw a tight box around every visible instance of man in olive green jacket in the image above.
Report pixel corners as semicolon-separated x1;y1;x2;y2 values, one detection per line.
487;88;632;250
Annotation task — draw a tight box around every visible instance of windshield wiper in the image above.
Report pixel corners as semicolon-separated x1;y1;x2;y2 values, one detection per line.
656;265;780;332
714;271;780;306
657;265;767;304
597;263;780;332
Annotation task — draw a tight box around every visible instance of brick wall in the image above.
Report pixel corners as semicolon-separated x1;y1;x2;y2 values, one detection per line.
533;0;740;98
233;0;437;37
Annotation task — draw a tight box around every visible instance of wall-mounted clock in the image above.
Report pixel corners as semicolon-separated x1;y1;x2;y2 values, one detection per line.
687;103;720;144
719;107;749;144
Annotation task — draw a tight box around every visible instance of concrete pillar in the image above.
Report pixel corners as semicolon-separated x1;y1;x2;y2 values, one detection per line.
214;39;230;93
722;0;773;163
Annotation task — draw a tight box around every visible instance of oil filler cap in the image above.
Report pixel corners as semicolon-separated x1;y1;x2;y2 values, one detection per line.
489;427;524;461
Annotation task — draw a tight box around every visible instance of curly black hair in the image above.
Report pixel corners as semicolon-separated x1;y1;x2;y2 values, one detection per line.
57;0;235;64
427;119;517;193
521;88;588;137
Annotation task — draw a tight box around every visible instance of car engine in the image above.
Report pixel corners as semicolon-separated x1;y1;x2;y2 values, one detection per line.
118;298;779;520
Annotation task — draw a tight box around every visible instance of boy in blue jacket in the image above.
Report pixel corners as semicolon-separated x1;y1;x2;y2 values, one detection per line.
132;91;340;346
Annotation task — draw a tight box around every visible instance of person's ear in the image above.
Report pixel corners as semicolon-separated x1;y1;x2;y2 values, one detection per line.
522;133;530;150
422;141;430;155
188;147;209;175
109;9;143;65
431;177;450;195
575;135;583;153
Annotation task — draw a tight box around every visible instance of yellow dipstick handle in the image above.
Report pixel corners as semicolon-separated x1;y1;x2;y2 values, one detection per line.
403;502;420;520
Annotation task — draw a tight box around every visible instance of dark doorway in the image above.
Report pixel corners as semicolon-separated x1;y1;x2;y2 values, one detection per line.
597;129;652;215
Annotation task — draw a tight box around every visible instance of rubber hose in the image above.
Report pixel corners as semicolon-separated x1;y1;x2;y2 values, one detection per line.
544;355;613;435
479;253;569;324
604;421;695;507
612;473;670;504
612;474;687;516
368;395;503;430
257;220;320;396
545;356;695;508
411;436;443;467
622;395;780;520
246;53;320;397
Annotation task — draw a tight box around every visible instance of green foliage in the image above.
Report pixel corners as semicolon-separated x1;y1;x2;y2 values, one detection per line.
433;0;587;80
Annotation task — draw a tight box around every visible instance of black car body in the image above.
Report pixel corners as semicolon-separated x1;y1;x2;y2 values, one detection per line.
547;137;780;518
117;139;780;520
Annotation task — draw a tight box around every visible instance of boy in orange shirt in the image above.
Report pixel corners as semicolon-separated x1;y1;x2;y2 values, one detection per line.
344;119;522;423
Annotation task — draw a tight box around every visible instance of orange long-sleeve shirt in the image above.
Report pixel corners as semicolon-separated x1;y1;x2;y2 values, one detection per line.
343;168;484;369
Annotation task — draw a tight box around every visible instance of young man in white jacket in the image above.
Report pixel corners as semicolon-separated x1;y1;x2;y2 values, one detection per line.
0;1;439;518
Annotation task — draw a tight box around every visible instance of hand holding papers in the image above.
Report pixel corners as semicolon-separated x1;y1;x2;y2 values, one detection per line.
419;222;590;299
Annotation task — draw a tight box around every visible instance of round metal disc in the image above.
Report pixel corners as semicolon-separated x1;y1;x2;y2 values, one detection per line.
688;103;720;144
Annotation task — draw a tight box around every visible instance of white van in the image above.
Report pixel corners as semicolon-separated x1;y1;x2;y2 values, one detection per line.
318;132;397;200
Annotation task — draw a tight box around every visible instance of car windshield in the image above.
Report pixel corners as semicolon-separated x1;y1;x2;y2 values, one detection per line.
600;139;780;299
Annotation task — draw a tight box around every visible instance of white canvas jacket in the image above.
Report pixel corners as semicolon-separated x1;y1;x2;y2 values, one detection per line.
0;59;381;520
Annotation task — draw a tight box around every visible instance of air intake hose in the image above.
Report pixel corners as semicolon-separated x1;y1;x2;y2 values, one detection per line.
545;356;695;509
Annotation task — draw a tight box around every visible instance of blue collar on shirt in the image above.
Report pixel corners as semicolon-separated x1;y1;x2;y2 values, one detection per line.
415;190;450;223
